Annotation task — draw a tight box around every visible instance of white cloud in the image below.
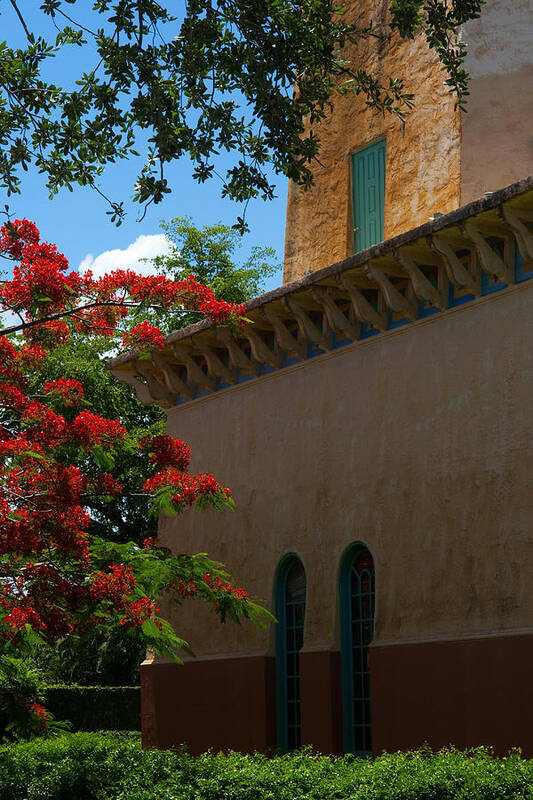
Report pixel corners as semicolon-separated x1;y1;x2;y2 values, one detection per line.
0;308;20;332
79;233;173;278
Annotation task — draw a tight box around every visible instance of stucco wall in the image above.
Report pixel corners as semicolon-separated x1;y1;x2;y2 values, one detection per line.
283;0;460;284
160;280;533;664
460;0;533;204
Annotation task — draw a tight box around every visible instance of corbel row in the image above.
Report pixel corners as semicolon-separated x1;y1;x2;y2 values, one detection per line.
111;199;533;407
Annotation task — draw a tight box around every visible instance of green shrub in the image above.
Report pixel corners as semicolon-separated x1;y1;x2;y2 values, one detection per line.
0;732;144;800
44;686;140;732
1;732;533;800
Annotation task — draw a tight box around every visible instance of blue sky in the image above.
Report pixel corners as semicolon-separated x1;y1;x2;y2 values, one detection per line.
1;2;287;291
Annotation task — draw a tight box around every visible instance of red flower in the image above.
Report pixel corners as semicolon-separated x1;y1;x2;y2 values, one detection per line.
30;702;49;730
120;597;158;627
70;410;126;448
143;435;191;470
122;321;165;350
21;402;66;443
0;218;39;258
26;320;70;347
142;537;158;549
90;564;136;604
44;378;84;407
94;473;123;496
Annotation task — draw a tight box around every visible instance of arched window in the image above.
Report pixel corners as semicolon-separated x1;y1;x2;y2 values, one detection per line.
275;555;306;751
339;544;375;755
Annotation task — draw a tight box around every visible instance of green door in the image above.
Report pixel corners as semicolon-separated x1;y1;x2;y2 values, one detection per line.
352;140;386;253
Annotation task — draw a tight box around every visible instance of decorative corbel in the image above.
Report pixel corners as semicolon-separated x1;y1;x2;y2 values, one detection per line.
283;295;333;351
152;352;194;399
109;364;154;406
499;205;533;266
243;327;282;369
216;327;261;376
310;286;360;340
462;221;513;284
133;360;174;407
367;262;418;320
338;274;387;331
192;341;237;385
394;250;446;310
429;235;480;296
181;353;215;392
262;308;307;359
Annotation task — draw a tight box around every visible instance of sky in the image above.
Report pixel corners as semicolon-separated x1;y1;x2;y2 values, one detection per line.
1;2;287;292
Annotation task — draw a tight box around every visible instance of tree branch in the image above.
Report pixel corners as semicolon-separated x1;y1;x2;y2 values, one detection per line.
8;0;32;42
0;298;203;336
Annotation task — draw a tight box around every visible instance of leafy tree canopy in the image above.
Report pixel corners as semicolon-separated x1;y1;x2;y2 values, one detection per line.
1;0;483;228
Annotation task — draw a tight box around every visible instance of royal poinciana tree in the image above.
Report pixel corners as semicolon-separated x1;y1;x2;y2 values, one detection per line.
0;217;268;738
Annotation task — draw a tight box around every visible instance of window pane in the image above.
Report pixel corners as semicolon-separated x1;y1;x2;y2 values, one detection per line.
342;547;375;755
276;557;306;752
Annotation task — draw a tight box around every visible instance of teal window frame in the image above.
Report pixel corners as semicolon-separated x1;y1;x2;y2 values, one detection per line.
339;543;375;755
275;554;306;752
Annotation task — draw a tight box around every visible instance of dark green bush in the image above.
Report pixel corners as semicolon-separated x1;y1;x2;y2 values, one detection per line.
44;686;140;732
1;732;533;800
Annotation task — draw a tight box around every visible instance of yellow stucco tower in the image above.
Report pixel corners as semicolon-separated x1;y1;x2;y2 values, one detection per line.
284;0;533;284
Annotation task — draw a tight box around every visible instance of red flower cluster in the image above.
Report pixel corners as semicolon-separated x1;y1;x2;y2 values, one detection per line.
0;219;246;341
3;244;77;315
70;410;126;448
120;597;158;627
94;473;123;496
199;298;247;327
203;573;248;600
26;320;70;348
43;378;84;406
29;702;49;730
21;402;66;442
142;434;191;470
90;564;136;604
172;579;197;599
142;537;162;550
122;321;165;350
0;337;45;391
2;606;45;633
0;218;39;258
142;468;230;512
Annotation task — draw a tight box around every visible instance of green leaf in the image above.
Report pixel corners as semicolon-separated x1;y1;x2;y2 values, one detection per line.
91;444;116;471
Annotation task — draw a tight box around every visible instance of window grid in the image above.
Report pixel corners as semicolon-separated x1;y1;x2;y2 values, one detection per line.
350;557;375;754
285;592;305;750
276;557;306;752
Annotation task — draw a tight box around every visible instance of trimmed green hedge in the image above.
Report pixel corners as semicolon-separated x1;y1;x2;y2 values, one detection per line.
44;686;140;732
1;732;533;800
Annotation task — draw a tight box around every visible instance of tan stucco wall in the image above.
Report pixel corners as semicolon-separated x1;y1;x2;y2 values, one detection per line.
283;1;461;284
161;281;533;662
460;0;533;204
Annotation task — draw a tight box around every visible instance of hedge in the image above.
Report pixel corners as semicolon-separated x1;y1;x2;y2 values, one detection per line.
1;732;533;800
44;686;140;732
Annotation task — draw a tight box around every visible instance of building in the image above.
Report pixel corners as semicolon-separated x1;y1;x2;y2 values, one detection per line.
110;0;533;758
284;0;533;283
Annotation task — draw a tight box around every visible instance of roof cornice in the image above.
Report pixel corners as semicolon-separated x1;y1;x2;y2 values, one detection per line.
109;176;533;407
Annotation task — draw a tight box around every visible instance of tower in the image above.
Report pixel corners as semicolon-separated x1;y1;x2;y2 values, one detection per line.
283;0;533;283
